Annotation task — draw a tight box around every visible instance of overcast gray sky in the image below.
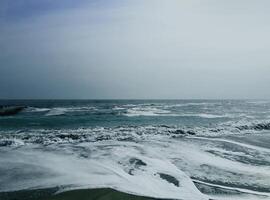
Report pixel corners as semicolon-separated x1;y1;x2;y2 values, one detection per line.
1;0;270;99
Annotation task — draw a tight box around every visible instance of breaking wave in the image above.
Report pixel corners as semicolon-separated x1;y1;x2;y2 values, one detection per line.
45;108;67;116
123;107;172;117
1;120;270;147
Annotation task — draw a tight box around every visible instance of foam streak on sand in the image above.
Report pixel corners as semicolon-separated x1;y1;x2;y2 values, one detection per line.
188;136;270;153
0;143;207;200
193;179;270;197
1;132;270;200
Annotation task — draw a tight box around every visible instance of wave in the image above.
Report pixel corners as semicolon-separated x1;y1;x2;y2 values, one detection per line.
19;104;260;120
0;139;24;147
123;107;171;117
124;111;239;119
25;107;51;112
1;120;270;147
112;106;126;110
26;106;97;115
123;107;229;118
246;100;270;105
177;113;228;119
44;107;97;116
45;108;67;116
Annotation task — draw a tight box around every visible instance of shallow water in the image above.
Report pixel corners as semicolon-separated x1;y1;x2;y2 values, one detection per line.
0;100;270;200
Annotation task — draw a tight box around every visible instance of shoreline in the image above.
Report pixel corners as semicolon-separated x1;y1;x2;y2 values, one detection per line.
0;188;171;200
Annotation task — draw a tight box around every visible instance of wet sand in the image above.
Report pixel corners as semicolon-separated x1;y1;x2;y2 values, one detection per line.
0;188;169;200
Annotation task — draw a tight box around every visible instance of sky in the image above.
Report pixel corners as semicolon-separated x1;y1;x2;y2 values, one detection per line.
0;0;270;99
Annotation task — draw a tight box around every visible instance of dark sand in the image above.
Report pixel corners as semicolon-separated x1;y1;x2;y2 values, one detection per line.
0;188;169;200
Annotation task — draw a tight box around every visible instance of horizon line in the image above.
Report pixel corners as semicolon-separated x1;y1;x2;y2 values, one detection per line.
0;98;269;101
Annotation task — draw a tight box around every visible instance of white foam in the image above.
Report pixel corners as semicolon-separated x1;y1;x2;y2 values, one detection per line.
0;143;207;200
188;136;270;153
179;113;227;118
66;106;97;112
1;127;270;199
112;106;125;110
247;101;270;105
124;107;171;117
123;106;228;118
45;108;67;116
164;102;219;107
0;138;24;147
164;138;270;191
26;107;51;112
27;106;97;115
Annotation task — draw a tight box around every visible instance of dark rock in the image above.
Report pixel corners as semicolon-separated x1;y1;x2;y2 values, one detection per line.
129;158;147;167
128;169;135;175
0;106;26;116
158;173;179;187
160;125;171;128
95;135;111;141
254;123;270;130
187;130;196;135
210;129;221;133
172;129;186;135
126;158;147;176
236;123;270;131
58;134;79;140
0;140;13;147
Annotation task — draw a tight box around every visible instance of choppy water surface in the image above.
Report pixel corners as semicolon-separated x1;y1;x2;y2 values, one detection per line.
0;100;270;200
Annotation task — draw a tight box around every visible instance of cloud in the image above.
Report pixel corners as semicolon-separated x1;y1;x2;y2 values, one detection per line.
1;0;270;99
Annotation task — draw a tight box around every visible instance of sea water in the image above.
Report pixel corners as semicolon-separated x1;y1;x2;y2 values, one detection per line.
0;100;270;200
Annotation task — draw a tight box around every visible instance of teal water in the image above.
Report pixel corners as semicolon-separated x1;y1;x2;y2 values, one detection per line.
1;99;269;129
0;100;270;200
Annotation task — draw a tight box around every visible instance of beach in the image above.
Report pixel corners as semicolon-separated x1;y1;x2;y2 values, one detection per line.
0;100;270;200
0;188;169;200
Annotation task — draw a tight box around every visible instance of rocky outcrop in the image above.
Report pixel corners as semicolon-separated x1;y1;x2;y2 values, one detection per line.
0;106;26;116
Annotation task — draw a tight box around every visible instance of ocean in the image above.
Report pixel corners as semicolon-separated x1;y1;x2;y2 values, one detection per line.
0;100;270;200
